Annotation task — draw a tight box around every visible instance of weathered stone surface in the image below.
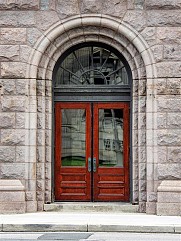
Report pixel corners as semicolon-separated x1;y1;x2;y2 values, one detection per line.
27;28;42;46
141;27;157;47
0;146;15;162
0;202;25;214
157;96;181;112
147;10;181;27
157;164;181;180
156;62;181;78
56;0;79;19
16;79;28;95
0;28;26;44
157;130;181;146
146;0;181;9
102;0;127;17
134;0;145;9
123;10;147;32
0;164;25;179
1;62;27;78
0;79;15;95
0;0;39;10
0;191;25;202
157;27;181;45
19;45;32;63
1;129;25;145
157;113;167;129
35;11;59;31
167;113;181;128
0;45;19;61
163;45;181;60
168;147;181;163
157;78;180;95
151;45;163;62
16;146;25;162
0;113;15;128
16;113;25;128
157;146;167;163
2;96;26;112
80;0;103;13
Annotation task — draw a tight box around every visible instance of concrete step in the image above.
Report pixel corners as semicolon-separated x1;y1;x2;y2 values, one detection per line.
44;202;139;213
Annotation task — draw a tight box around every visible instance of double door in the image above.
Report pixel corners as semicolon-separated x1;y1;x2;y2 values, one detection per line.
55;102;129;201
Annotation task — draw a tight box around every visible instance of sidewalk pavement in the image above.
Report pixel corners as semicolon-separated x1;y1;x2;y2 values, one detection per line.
0;212;180;233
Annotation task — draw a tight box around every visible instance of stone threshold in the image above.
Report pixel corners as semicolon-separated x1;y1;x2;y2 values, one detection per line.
44;202;139;213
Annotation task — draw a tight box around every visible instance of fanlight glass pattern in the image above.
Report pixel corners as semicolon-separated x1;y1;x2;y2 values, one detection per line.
55;46;129;86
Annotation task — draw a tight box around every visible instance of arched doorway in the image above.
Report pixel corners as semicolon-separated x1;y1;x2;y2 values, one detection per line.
53;43;132;202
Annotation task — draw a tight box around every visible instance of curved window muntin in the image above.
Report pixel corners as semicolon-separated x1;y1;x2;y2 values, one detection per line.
53;42;132;88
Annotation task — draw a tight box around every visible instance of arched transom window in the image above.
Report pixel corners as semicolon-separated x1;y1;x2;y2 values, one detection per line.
54;45;130;87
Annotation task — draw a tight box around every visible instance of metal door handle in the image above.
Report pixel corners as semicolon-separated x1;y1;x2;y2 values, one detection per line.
93;157;96;172
88;157;91;172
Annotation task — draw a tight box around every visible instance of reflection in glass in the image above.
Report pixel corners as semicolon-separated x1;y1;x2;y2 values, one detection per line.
55;46;129;86
61;109;86;166
99;109;123;167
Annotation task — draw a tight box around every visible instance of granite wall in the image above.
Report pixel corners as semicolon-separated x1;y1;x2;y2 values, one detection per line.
0;0;180;215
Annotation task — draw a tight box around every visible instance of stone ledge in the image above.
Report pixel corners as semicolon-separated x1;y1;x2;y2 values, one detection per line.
0;179;25;191
157;180;181;192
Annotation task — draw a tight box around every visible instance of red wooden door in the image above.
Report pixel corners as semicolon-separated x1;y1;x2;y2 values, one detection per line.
54;102;129;202
93;103;129;201
55;103;91;201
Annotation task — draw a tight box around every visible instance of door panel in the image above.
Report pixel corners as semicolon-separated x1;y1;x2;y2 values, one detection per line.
55;103;91;201
55;102;129;202
93;103;129;201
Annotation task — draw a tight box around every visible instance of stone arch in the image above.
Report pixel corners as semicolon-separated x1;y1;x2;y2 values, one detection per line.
25;15;157;213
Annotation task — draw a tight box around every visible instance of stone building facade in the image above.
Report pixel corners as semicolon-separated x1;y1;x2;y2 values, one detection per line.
0;0;180;216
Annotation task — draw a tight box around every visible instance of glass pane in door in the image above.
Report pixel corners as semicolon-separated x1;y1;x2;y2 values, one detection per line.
61;109;86;166
99;109;124;167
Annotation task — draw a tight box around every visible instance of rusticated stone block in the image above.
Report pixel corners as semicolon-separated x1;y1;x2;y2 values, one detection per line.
156;62;181;78
157;27;181;45
168;147;181;163
1;129;25;145
0;179;25;214
56;0;79;19
35;11;59;31
16;79;28;95
0;28;26;44
0;113;15;128
0;0;39;10
167;79;181;95
147;10;181;27
141;27;157;47
167;113;181;128
2;96;26;112
16;113;25;129
157;130;181;146
146;0;181;10
134;0;144;9
102;0;127;17
157;180;181;216
27;28;44;46
0;45;19;61
80;0;103;13
123;10;147;32
0;146;15;162
157;164;181;180
157;96;181;112
0;163;25;179
157;146;167;163
157;113;167;129
0;79;16;95
16;146;25;162
164;45;181;60
1;62;27;78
